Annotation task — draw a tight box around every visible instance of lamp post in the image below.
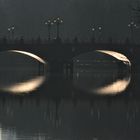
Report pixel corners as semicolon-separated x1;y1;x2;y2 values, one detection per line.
98;26;102;43
11;26;15;41
91;27;95;43
54;17;63;40
128;21;137;43
45;20;54;41
7;26;15;42
8;28;11;41
92;27;95;38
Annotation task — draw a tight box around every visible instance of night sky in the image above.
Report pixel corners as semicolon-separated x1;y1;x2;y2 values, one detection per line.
0;0;139;41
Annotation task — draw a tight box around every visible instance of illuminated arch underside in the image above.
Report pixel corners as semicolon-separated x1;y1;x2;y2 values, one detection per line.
96;50;131;66
9;50;46;64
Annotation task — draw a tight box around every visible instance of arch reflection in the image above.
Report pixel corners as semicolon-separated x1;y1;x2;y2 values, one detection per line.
73;50;131;95
2;76;46;94
0;50;47;94
94;76;131;95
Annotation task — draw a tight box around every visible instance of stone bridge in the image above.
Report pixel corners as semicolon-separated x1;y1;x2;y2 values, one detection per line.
0;42;139;74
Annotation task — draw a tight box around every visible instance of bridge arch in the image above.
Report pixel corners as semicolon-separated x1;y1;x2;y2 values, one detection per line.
73;50;131;66
9;50;46;64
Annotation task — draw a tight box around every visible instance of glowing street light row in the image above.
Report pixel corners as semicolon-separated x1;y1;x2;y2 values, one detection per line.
91;26;103;42
45;17;63;41
128;21;139;43
8;26;15;31
92;26;102;32
8;26;15;40
128;21;137;28
6;20;139;43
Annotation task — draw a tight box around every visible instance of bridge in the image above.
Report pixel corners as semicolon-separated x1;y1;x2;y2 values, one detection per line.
0;42;135;58
0;42;139;75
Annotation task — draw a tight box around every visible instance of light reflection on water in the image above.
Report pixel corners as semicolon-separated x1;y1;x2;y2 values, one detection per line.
0;50;139;140
94;76;131;95
73;50;131;95
0;50;47;94
0;99;139;140
2;76;46;94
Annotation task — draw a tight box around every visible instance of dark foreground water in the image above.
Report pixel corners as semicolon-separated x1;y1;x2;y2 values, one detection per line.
0;50;139;140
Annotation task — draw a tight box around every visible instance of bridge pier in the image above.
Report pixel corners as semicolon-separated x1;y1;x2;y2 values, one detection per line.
49;59;74;79
64;61;73;80
38;62;46;76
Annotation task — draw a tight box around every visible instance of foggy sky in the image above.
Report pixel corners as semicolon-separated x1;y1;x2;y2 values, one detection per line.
0;0;139;41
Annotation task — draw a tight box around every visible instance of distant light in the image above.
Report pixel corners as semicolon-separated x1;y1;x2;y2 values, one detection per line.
93;137;98;140
99;26;102;30
131;21;134;25
45;20;54;25
54;18;63;24
128;22;138;28
11;27;15;30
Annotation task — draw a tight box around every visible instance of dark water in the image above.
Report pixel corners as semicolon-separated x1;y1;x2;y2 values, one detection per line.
0;50;139;140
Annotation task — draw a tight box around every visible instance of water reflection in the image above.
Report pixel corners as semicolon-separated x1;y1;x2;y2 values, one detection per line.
94;76;131;95
0;49;139;140
0;50;47;94
73;50;131;95
2;76;46;94
0;98;139;140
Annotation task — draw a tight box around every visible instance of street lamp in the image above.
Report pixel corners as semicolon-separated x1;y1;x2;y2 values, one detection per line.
98;26;102;43
92;27;95;35
91;27;95;43
11;26;15;41
98;26;102;30
8;28;11;40
7;26;15;41
128;21;137;43
45;20;54;41
53;17;63;40
91;25;103;43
